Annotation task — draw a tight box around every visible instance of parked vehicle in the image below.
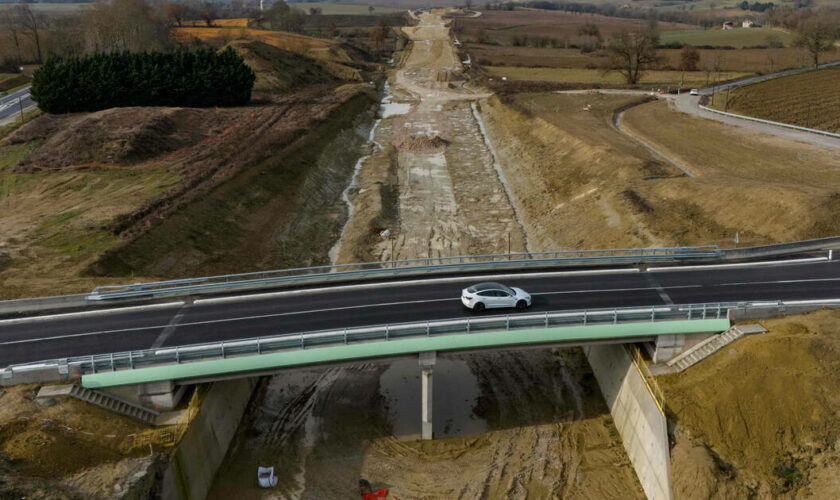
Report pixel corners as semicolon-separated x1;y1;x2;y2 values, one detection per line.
689;89;700;96
461;282;532;311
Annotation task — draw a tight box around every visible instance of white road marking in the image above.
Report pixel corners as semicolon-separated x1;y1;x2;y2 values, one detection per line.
720;277;840;286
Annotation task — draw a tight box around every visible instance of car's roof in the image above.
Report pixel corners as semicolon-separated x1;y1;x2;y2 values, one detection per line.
468;282;509;291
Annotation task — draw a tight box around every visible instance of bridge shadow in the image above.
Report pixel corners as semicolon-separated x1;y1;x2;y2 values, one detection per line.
207;347;611;498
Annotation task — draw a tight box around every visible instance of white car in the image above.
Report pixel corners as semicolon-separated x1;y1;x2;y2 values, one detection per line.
689;89;700;96
461;282;532;311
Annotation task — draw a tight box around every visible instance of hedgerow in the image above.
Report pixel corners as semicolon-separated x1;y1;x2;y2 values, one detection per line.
31;48;255;113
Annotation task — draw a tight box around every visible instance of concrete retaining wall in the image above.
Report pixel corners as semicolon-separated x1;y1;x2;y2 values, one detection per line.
584;344;672;500
161;377;257;500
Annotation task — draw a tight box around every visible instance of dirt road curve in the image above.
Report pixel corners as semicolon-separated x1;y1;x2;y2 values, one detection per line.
332;10;527;264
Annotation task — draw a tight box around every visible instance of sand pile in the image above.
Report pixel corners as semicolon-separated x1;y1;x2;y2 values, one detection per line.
392;134;449;153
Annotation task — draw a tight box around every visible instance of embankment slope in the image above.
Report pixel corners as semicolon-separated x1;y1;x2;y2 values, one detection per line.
662;310;840;498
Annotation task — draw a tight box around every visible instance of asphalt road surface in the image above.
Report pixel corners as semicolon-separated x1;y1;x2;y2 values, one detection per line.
1;260;839;367
0;86;34;121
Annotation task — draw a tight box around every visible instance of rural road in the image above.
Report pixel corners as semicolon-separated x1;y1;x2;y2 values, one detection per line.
2;259;840;367
0;86;35;121
672;60;840;149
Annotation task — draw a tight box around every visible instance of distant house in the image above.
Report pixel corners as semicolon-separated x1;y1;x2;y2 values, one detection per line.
723;21;735;30
742;19;760;28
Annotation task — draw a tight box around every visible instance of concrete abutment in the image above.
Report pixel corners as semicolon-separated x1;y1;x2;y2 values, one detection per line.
585;344;673;500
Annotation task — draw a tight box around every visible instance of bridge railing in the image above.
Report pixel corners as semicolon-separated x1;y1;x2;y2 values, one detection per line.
86;246;721;301
3;302;728;378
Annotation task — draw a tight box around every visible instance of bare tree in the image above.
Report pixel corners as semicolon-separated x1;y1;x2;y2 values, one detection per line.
201;2;219;27
605;30;661;84
164;2;188;27
15;4;43;63
679;45;700;71
83;0;169;53
793;20;836;68
0;8;24;65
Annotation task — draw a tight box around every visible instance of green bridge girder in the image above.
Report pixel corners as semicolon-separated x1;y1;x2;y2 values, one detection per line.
82;318;730;388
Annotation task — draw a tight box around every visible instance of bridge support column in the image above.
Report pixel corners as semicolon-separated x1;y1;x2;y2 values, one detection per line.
419;351;436;440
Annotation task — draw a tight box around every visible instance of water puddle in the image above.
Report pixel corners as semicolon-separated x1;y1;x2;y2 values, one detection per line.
380;358;487;440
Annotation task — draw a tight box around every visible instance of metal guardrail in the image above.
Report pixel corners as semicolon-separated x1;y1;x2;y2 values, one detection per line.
698;104;840;140
86;246;721;301
3;302;729;378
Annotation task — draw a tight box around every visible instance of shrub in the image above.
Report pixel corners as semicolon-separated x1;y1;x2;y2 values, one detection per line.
31;48;255;114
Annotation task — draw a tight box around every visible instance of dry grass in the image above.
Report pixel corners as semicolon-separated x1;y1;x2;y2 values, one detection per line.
485;66;752;86
711;67;840;133
172;27;352;62
480;91;840;255
620;99;840;242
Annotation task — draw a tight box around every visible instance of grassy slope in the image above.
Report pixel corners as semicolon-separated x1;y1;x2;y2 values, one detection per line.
711;67;840;133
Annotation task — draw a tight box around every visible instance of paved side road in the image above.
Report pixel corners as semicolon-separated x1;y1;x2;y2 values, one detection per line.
671;61;840;150
0;86;35;121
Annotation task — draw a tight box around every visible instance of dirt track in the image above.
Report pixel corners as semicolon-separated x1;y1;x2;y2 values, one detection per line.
331;11;526;263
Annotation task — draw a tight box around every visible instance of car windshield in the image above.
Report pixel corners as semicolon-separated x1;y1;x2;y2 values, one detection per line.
466;282;514;295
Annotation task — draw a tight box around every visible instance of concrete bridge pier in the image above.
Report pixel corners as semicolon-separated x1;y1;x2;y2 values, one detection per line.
419;351;436;440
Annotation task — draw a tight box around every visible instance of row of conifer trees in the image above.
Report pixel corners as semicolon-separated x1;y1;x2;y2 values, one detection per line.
31;48;255;113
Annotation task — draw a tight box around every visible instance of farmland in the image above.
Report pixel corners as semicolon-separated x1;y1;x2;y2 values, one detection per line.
468;44;834;73
485;67;751;86
287;2;405;15
456;9;695;46
659;27;795;48
711;67;840;133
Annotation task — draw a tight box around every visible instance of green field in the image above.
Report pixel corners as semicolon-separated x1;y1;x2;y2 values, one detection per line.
486;66;752;86
659;27;795;48
287;2;405;14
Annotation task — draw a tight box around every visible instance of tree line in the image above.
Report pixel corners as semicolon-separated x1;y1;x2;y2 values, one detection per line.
31;48;255;113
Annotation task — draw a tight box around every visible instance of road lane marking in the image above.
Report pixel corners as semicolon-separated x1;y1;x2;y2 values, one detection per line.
719;277;840;286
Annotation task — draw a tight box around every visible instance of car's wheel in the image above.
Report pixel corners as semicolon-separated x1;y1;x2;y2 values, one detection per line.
516;300;527;310
473;302;485;312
